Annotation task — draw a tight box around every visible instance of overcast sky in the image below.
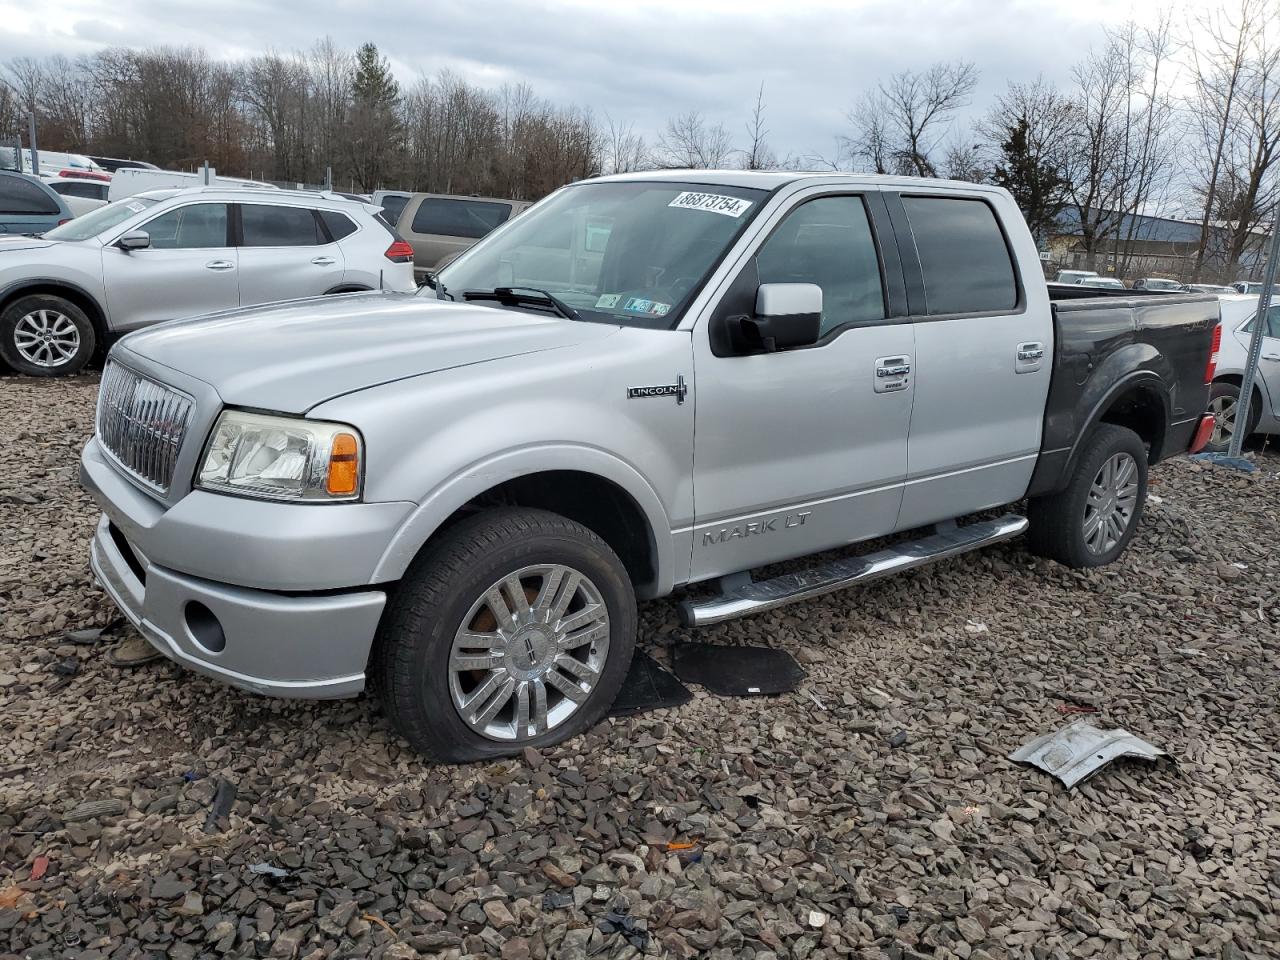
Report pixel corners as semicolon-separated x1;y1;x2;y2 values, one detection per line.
0;0;1197;159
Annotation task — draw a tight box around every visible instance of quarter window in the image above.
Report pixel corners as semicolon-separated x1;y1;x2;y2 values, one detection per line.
319;210;358;241
142;203;229;249
240;204;325;246
411;198;511;239
755;196;886;336
902;196;1018;315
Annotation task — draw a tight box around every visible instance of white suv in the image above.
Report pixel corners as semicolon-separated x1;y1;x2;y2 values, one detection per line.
0;187;417;375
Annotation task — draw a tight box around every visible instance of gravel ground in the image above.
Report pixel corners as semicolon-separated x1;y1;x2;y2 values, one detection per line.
1;372;1278;960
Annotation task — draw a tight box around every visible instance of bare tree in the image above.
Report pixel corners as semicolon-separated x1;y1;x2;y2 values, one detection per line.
1186;0;1270;279
848;61;978;177
741;81;777;170
652;110;734;168
602;114;646;174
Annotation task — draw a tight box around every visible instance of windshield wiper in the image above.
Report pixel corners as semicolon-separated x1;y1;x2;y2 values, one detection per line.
462;286;581;321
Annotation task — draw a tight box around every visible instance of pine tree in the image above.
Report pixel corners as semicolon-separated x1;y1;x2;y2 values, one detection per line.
346;43;400;191
992;118;1068;243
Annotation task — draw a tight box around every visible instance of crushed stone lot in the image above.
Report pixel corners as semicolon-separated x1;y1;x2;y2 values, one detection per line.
1;371;1278;960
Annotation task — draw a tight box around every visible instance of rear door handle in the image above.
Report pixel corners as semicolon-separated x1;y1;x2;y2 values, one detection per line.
874;355;911;393
1016;341;1045;373
311;256;337;266
204;260;234;271
1263;352;1280;362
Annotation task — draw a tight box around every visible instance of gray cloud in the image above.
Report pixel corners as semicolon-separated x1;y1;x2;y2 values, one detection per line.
0;0;1120;159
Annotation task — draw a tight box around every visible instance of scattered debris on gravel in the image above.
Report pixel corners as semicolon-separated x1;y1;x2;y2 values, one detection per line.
2;372;1278;959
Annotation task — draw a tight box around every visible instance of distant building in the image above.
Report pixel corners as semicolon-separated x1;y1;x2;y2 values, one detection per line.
1044;207;1270;283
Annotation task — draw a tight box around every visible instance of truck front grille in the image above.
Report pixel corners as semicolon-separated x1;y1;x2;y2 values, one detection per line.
96;360;193;494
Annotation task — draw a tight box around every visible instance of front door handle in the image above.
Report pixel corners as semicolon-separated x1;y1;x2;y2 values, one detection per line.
1263;352;1280;362
311;256;337;266
205;260;234;271
874;355;911;393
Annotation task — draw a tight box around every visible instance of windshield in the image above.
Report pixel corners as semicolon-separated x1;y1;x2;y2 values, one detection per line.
434;180;769;329
43;197;158;242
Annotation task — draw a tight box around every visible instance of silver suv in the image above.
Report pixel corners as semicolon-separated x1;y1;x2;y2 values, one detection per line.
0;187;417;375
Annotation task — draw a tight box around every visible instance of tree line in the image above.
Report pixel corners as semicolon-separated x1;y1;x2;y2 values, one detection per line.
1;2;1276;282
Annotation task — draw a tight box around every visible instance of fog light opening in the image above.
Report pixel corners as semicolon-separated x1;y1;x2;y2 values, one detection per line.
185;601;226;653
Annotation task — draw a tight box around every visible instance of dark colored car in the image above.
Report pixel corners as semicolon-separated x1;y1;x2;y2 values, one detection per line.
0;171;73;235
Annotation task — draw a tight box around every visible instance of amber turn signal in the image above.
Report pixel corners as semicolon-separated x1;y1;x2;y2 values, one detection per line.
326;432;360;495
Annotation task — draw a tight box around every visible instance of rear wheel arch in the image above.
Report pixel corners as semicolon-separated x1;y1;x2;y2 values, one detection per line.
1095;380;1168;462
1212;373;1265;417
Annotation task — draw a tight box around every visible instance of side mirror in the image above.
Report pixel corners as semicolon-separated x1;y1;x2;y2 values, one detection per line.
742;283;823;352
117;230;150;251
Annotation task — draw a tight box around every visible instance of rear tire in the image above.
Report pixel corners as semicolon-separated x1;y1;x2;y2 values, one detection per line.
0;294;96;376
1027;424;1148;568
372;507;637;763
1203;381;1259;453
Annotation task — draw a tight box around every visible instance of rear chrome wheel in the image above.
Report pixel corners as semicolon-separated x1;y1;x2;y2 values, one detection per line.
1207;393;1237;449
1083;452;1139;556
449;564;610;742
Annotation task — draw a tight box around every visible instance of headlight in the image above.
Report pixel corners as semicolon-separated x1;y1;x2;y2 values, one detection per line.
196;410;363;502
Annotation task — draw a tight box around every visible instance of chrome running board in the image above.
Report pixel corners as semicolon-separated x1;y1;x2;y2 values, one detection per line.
679;514;1028;627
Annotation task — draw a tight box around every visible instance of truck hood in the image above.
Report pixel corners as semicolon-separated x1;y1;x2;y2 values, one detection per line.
118;293;619;413
0;236;57;252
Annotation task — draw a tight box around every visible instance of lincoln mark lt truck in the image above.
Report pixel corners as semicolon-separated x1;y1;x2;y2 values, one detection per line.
80;171;1221;761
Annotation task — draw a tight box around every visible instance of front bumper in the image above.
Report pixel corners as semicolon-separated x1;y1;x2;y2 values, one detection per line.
90;514;385;698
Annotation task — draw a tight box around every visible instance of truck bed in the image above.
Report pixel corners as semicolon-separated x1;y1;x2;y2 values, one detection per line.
1026;286;1219;497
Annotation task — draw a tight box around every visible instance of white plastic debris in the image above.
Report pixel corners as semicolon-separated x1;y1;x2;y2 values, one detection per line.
1009;720;1169;788
964;620;989;635
808;909;828;929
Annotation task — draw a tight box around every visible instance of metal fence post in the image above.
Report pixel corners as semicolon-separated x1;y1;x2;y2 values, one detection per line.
27;112;39;176
1228;221;1280;459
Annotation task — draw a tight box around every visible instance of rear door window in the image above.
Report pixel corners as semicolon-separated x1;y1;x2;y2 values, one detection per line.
142;203;230;249
902;196;1018;315
411;198;511;239
240;204;325;246
0;176;59;215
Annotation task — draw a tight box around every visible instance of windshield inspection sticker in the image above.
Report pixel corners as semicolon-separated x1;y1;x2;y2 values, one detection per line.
595;294;621;308
623;297;671;316
126;201;147;213
668;191;753;218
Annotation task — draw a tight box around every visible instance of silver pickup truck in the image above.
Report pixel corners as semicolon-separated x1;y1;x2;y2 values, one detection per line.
80;171;1221;761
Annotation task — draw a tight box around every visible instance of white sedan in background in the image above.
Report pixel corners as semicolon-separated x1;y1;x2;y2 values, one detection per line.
1206;294;1280;451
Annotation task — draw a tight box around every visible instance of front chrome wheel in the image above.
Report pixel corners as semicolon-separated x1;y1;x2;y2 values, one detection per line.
1083;452;1139;555
14;308;80;368
448;564;610;742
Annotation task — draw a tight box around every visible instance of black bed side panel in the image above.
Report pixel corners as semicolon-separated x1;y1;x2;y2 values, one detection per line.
1027;294;1217;498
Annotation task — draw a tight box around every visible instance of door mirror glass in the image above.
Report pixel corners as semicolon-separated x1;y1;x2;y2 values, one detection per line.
117;230;150;250
744;282;823;351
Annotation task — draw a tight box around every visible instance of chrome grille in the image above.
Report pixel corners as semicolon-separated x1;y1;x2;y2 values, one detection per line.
96;361;194;494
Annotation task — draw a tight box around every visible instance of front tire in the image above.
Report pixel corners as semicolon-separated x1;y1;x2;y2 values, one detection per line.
373;507;637;762
0;294;96;376
1027;424;1148;568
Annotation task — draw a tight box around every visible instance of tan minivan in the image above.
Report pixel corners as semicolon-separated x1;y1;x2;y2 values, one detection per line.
395;194;531;282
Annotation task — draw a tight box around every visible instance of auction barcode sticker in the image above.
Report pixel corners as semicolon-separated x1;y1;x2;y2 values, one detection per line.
668;192;753;217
